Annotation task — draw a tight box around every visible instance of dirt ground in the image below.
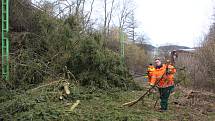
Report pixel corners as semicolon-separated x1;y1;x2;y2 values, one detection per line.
133;76;215;121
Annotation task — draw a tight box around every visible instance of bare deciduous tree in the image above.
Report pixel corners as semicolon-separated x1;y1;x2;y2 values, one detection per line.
117;0;134;30
85;0;94;27
136;33;147;45
125;10;137;42
107;0;115;35
103;0;115;40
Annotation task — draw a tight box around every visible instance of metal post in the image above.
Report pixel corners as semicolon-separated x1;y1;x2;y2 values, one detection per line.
2;0;10;80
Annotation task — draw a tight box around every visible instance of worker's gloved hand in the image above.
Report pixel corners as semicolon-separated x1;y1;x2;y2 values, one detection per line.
149;85;156;93
150;88;156;93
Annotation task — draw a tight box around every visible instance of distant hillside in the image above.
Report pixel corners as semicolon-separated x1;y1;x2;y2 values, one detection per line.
136;43;156;51
135;44;192;52
158;45;191;52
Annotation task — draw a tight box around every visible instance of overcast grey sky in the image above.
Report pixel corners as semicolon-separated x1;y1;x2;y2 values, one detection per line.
134;0;214;47
33;0;215;47
82;0;215;47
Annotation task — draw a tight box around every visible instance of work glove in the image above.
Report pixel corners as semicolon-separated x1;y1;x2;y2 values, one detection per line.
148;84;155;92
149;87;157;93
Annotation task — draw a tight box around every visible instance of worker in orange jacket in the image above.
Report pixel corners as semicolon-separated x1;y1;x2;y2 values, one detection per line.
150;58;176;111
147;63;155;85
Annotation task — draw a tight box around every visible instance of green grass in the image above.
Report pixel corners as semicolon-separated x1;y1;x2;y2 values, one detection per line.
0;86;214;121
68;89;172;121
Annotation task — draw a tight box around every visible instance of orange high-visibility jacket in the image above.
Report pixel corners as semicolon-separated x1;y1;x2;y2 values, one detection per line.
151;64;176;88
147;65;155;85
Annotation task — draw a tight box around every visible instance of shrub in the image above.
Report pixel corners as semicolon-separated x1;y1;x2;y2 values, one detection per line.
67;36;135;89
